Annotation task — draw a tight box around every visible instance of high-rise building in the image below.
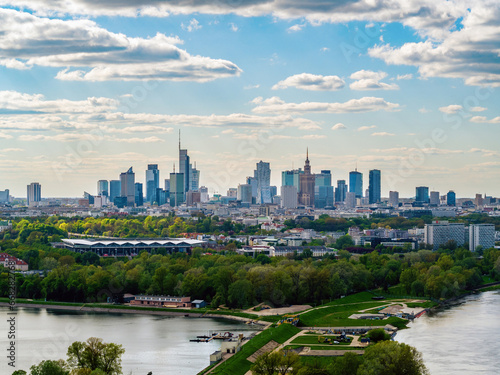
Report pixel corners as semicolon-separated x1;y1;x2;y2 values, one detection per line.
246;176;258;203
469;224;495;251
345;191;356;208
190;165;200;192
349;169;363;198
164;179;170;193
109;180;121;203
335;180;347;202
155;188;168;206
389;191;399;207
430;191;440;206
27;182;41;206
135;183;143;207
282;169;303;191
254;161;272;204
281;185;298;209
200;186;209;203
0;189;9;203
120;167;135;206
145;164;160;204
84;191;94;205
475;194;484;207
447;191;456;206
97;180;108;197
227;188;238;197
237;184;252;204
299;149;315;206
315;170;333;208
179;133;190;194
424;221;465;250
170;172;185;207
416;186;429;203
368;169;381;204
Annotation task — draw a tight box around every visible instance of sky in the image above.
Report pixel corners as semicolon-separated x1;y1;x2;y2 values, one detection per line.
0;0;499;199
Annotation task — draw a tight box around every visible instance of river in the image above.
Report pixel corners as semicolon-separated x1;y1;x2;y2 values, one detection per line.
396;290;500;374
0;307;259;375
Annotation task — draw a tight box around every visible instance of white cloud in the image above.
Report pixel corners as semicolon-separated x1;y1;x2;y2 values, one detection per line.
397;74;413;80
0;9;240;82
439;105;463;114
0;132;13;139
371;132;395;136
470;106;487;112
244;84;260;89
273;73;344;91
419;107;430;113
349;70;399;90
1;148;23;152
252;96;399;114
332;123;347;130
229;23;238;32
182;18;202;32
470;116;500;123
320;47;330;52
358;125;377;131
288;24;304;32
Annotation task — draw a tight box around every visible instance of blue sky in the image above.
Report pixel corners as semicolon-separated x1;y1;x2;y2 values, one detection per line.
0;1;499;198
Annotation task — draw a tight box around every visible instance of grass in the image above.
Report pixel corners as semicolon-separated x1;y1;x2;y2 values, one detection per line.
405;301;437;309
207;324;301;375
284;345;360;351
479;285;500;292
291;335;351;345
298;356;340;367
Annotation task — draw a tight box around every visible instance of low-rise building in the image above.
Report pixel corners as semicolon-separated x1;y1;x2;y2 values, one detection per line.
130;295;191;308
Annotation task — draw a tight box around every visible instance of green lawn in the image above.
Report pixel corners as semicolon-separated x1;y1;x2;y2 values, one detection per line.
284;345;360;351
206;324;301;375
405;301;437;309
291;335;351;345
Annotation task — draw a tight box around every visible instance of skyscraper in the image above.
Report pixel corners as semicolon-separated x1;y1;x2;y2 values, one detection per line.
416;186;429;203
430;191;440;206
27;182;41;206
179;132;190;194
120;167;135;206
97;180;108;197
254;161;271;204
281;185;298;209
389;191;399;207
447;191;456;206
170;171;185;206
109;180;121;203
469;224;495;251
246;176;258;203
0;189;9;203
145;164;160;204
335;180;347;202
237;184;252;204
315;170;333;208
281;169;303;191
368;169;381;204
299;149;315;206
349;169;363;198
135;183;143;207
190;164;200;192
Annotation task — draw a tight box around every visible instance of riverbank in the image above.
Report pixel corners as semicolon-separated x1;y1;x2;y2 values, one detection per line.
0;301;271;326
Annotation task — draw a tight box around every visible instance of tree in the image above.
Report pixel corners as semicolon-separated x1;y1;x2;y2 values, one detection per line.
11;371;27;375
330;352;363;375
29;360;69;375
366;328;391;343
357;341;429;375
67;337;125;375
251;350;301;375
335;235;354;249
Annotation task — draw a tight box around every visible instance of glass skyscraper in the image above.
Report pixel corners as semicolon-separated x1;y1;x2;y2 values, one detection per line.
349;169;363;198
368;169;381;204
146;164;159;204
109;180;121;203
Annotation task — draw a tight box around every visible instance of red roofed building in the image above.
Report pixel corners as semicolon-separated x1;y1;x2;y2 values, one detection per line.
0;253;29;271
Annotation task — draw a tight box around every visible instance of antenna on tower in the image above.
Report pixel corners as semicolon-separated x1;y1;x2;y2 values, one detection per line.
355;162;358;172
173;163;175;173
178;129;181;151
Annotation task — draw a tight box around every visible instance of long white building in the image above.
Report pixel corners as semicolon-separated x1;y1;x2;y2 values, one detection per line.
424;221;465;250
469;224;495;251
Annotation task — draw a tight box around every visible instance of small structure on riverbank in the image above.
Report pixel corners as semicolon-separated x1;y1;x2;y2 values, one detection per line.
131;295;191;308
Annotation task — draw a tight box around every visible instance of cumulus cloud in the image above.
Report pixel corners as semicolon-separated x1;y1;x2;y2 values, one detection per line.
0;9;241;82
349;70;399;90
439;105;463;114
358;125;377;131
251;96;400;114
371;132;395;136
332;123;347;130
397;74;413;80
368;2;500;87
182;18;202;32
470;116;500;123
272;73;345;91
287;24;304;32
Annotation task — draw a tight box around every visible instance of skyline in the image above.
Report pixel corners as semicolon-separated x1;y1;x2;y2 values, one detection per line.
0;2;499;197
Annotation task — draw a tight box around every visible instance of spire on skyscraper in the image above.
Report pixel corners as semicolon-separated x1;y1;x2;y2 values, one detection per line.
179;129;181;151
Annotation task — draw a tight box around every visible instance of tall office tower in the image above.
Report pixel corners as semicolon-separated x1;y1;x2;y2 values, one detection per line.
84;191;94;205
447;191;456;206
469;224;495;251
109;180;121;203
200;186;209;203
475;194;484;207
345;191;356;208
227;188;238;197
389;191;399;207
164;179;170;192
97;180;108;197
335;180;347;202
281;185;298;209
237;184;252;204
315;170;333;208
179;133;190;194
145;164;159;204
246;176;258;203
416;186;429;203
120;167;135;206
254;160;272;204
135;183;143;207
368;169;381;204
349;169;363;198
0;189;9;203
430;191;440;206
424;221;465;250
155;188;168;206
282;168;303;191
190;164;200;192
298;149;315;206
27;182;41;206
169;172;185;207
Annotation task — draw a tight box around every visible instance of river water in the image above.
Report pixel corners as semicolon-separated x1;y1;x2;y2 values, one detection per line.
0;307;259;375
396;290;500;375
